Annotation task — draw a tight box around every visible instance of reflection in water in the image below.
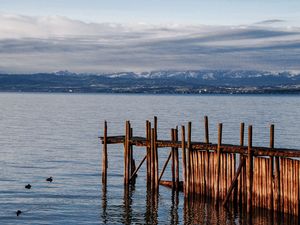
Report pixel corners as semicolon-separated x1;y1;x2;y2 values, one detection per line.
145;184;159;225
123;185;134;225
101;182;108;224
169;190;179;225
101;182;299;224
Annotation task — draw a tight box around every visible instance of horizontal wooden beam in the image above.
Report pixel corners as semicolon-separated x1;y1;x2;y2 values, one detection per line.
99;136;300;158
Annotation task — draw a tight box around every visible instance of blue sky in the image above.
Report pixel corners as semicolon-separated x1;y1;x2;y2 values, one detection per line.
1;0;300;25
0;1;300;73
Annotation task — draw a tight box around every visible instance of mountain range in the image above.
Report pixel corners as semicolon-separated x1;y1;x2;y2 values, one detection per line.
0;70;300;94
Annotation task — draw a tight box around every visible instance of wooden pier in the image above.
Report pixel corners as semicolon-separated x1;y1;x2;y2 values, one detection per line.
100;116;300;217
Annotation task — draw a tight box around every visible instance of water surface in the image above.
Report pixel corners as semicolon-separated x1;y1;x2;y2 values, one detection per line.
0;93;299;224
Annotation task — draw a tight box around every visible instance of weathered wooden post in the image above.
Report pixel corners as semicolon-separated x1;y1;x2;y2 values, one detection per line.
124;121;131;185
204;116;209;196
153;116;159;190
181;125;186;193
171;129;175;188
186;122;192;197
102;120;108;184
174;127;179;190
239;122;245;204
247;125;253;213
269;124;274;211
146;120;151;184
215;123;222;205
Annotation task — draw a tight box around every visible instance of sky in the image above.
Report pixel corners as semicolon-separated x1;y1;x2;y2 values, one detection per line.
0;0;300;73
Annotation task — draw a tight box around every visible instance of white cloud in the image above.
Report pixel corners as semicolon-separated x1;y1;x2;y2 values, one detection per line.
0;14;300;73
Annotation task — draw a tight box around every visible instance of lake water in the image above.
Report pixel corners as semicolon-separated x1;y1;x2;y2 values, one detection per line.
0;93;299;224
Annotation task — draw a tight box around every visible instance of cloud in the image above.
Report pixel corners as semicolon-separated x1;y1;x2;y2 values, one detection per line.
0;14;300;73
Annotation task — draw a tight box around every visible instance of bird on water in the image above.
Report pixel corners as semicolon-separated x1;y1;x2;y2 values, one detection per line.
46;177;53;182
16;210;22;216
25;184;31;189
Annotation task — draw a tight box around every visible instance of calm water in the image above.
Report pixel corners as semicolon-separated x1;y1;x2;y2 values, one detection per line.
0;93;299;224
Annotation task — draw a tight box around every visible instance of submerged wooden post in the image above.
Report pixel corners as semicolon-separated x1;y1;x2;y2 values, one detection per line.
124;121;131;185
171;129;175;187
215;123;223;205
204;116;209;196
273;125;280;212
102;120;108;184
154;116;159;190
247;125;253;213
146;121;151;184
181;125;186;193
269;124;274;211
239;123;245;204
186;122;192;196
174;127;179;190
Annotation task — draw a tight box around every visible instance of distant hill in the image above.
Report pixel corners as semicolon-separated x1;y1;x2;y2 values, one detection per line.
0;70;300;94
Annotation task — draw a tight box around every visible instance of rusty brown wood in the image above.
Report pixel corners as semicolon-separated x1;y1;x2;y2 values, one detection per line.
204;116;209;196
186;122;192;197
171;129;175;187
102;120;108;184
222;157;246;206
100;135;300;158
247;125;253;213
174;128;179;190
130;154;147;181
158;150;172;182
181;125;186;193
146;121;151;183
215;123;222;205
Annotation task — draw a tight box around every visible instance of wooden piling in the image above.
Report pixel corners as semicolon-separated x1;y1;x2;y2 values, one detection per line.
269;124;274;211
204;116;209;196
247;125;253;213
102;120;108;184
181;125;187;193
215;123;222;205
124;121;131;185
186;122;192;197
171;129;175;187
174;128;179;190
146;121;151;183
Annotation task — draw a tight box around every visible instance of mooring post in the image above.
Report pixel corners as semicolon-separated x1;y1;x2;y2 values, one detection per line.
186;122;192;197
153;116;159;190
151;128;155;190
204;116;209;195
102;120;108;184
171;129;175;188
239;122;245;205
269;124;274;211
273;125;280;213
247;125;253;213
181;125;186;193
215;123;222;205
146;121;151;184
174;127;179;190
124;121;131;185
